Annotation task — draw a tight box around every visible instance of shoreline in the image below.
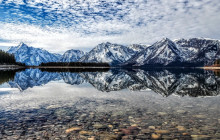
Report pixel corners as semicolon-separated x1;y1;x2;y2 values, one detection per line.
1;65;220;70
201;67;220;70
0;65;25;70
27;66;110;69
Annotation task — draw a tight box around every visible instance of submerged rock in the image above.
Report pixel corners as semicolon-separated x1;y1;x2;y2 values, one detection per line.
155;130;170;134
151;133;161;139
157;112;167;116
65;127;81;133
191;135;211;139
176;126;186;131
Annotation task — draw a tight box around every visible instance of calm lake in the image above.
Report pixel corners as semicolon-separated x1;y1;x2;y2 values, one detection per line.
0;68;219;139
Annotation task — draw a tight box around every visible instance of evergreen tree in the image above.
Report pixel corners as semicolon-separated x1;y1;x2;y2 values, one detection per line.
0;49;25;66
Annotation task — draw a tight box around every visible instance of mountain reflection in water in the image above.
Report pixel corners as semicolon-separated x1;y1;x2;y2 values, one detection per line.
0;68;220;139
1;68;220;97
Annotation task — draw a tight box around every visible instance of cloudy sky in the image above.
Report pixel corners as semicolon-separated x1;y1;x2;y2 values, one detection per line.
0;0;220;53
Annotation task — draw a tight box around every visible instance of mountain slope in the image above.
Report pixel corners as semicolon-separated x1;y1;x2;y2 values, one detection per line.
124;38;220;67
8;43;62;66
175;38;220;66
124;38;184;67
79;42;145;65
60;49;85;62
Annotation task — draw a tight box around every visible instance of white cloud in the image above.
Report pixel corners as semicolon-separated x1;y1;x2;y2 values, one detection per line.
0;0;220;53
0;42;17;47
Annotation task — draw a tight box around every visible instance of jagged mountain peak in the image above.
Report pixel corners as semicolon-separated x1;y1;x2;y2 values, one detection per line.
63;49;85;55
8;42;27;54
11;42;28;51
103;42;112;45
161;37;172;42
18;42;26;47
67;49;80;52
95;42;124;49
60;49;85;62
156;38;177;47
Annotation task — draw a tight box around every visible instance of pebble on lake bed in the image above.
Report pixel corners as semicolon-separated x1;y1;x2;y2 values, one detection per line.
88;138;95;140
193;115;206;119
65;127;81;133
93;123;106;129
176;126;186;131
157;112;167;116
108;125;113;128
151;133;161;139
149;126;156;130
176;110;187;114
155;130;170;134
79;131;93;135
191;135;211;139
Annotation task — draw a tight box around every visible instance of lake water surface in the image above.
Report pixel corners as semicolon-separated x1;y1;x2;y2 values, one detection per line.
0;68;219;139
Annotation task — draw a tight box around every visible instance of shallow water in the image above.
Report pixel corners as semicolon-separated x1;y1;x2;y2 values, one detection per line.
0;68;219;139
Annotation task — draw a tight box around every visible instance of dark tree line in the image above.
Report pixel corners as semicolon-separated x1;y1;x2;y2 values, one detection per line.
0;50;25;66
0;50;16;64
40;62;110;67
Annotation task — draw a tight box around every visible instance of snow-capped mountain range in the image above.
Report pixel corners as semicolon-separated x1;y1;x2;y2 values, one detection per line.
7;37;220;66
